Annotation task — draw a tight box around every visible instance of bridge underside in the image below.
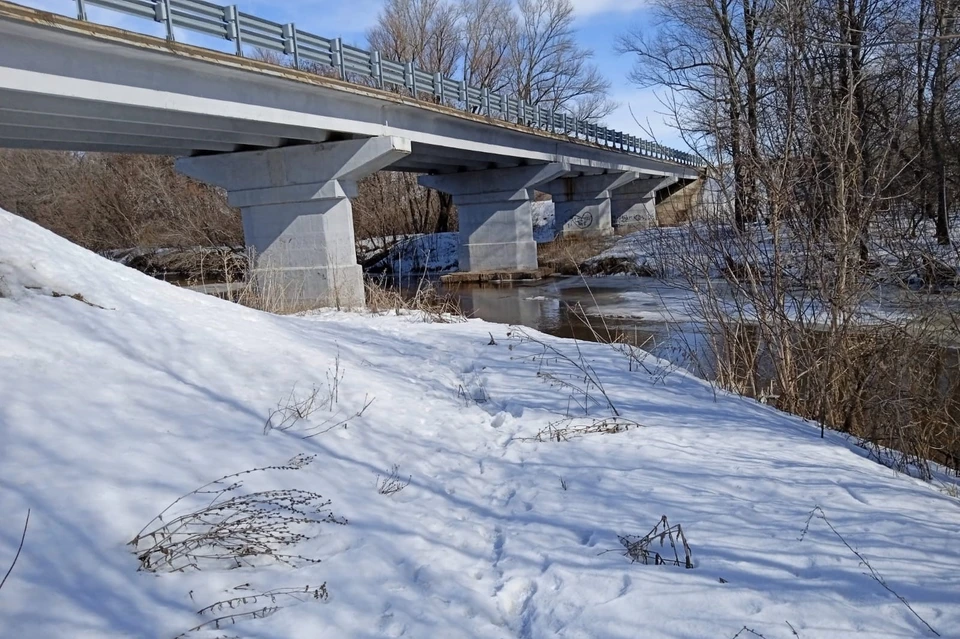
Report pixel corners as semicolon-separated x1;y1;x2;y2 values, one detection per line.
0;1;699;307
0;90;673;178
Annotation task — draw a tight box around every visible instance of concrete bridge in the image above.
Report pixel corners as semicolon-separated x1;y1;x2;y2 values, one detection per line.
0;0;699;307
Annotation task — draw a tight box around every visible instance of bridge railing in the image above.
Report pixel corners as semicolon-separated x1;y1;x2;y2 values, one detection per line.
64;0;700;166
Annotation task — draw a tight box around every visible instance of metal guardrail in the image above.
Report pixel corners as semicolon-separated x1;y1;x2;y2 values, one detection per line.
60;0;699;166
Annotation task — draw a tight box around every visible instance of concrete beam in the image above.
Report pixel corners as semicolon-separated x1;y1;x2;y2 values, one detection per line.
544;172;639;238
177;136;412;309
0;138;195;156
420;163;568;273
0;109;286;148
0;92;331;144
611;176;678;231
0;124;242;153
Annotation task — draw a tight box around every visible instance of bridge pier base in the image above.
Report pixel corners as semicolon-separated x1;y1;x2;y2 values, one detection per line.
611;176;677;232
420;163;568;274
545;172;639;239
176;136;410;309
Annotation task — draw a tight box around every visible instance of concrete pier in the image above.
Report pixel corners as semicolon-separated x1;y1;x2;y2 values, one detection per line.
611;176;677;231
420;163;568;273
545;172;639;238
177;136;411;308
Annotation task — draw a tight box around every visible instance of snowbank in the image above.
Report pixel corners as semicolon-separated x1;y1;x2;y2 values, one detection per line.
1;208;959;638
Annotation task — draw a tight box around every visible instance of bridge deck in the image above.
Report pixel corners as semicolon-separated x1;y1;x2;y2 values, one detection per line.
0;1;698;180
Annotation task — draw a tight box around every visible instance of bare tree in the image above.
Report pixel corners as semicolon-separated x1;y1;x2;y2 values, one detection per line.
913;0;960;244
617;0;960;475
510;0;615;121
0;150;239;251
618;0;775;229
368;0;463;78
458;0;516;92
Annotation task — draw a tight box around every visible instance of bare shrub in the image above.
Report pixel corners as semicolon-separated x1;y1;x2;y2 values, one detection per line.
616;515;693;569
0;151;239;251
376;464;411;496
264;383;324;434
264;361;374;440
511;327;620;417
365;277;465;322
617;0;960;479
129;455;346;572
174;584;329;639
527;416;643;442
353;172;453;246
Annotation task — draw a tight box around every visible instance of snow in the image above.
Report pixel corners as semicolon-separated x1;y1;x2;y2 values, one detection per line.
2;207;960;639
365;233;459;274
532;201;556;243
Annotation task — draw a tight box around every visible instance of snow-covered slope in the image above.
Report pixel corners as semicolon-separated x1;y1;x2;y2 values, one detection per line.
1;208;959;639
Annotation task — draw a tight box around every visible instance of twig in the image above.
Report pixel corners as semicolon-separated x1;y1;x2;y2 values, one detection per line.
0;509;29;593
173;606;279;638
799;506;940;637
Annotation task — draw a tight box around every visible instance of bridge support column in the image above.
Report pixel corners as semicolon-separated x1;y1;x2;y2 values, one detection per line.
177;137;410;309
544;172;639;239
611;176;677;231
419;163;568;274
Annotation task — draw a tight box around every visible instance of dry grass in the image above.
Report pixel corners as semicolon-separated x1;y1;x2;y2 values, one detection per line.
364;277;466;322
537;235;615;275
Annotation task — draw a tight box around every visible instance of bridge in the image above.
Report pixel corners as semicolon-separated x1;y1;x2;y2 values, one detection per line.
0;0;700;307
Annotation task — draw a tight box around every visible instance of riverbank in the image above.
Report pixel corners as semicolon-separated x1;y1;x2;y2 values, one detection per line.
4;210;960;638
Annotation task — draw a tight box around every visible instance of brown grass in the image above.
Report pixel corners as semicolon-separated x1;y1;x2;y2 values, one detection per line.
537;235;615;275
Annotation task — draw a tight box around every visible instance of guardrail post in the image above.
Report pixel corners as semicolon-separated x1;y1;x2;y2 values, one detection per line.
154;0;174;41
534;104;541;128
458;81;467;110
282;23;299;69
76;0;87;20
561;113;567;136
499;94;508;120
482;88;490;117
518;100;525;125
370;51;383;89
434;73;443;102
224;5;242;56
332;38;345;80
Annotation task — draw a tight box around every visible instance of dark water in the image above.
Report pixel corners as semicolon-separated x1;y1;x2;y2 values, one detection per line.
400;274;707;371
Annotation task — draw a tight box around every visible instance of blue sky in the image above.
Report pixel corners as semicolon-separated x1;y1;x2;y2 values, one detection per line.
33;0;681;147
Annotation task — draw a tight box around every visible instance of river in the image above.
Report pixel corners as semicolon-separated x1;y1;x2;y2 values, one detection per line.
402;274;709;372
